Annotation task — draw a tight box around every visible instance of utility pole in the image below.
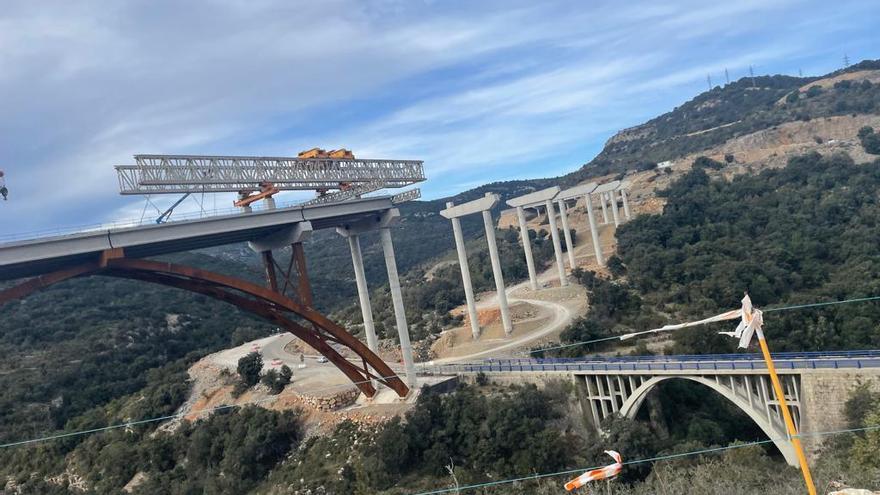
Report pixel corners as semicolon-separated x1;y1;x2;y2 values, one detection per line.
844;54;850;68
798;68;803;77
724;68;730;85
706;74;713;91
749;65;756;88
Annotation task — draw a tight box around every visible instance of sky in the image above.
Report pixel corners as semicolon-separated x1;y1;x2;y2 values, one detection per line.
1;0;878;234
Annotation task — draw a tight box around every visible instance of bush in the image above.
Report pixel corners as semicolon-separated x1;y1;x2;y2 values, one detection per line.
806;85;823;97
237;352;263;388
858;126;880;154
693;156;724;170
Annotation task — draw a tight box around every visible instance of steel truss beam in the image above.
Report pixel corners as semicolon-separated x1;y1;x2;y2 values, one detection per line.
0;255;408;398
115;155;425;195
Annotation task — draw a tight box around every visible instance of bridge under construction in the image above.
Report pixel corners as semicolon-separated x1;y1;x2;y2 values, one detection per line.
0;151;426;399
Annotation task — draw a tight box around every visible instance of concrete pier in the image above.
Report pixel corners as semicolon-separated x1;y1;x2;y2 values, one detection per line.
482;210;513;335
585;194;604;266
557;198;576;270
440;193;503;340
506;186;562;290
620;188;632;220
515;206;538;290
544;199;569;287
347;234;378;353
380;227;417;389
449;209;481;339
600;193;610;224
609;191;621;227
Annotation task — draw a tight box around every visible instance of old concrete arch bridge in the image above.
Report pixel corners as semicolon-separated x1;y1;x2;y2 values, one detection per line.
428;351;880;466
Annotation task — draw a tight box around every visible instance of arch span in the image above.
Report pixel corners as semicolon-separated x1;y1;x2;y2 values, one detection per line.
618;376;796;466
0;257;408;398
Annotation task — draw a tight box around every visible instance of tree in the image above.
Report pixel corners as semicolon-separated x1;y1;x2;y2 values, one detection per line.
693;156;724;170
606;255;626;278
237;352;263;387
858;126;880;154
805;85;823;97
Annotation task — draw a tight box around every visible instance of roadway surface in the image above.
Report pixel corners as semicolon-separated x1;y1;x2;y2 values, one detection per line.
426;350;880;374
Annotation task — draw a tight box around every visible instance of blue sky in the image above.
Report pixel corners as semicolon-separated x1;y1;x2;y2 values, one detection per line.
1;0;878;233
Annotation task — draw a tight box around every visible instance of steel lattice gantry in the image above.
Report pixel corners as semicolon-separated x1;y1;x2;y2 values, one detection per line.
115;154;426;194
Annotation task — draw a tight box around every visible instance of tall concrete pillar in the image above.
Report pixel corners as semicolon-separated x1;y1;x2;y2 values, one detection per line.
600;193;610;224
515;206;538;290
347;234;378;353
449;202;481;340
585;194;605;266
621;188;632;220
557;198;576;270
379;228;416;389
482;210;513;335
264;197;276;210
610;191;621;227
544;199;569;287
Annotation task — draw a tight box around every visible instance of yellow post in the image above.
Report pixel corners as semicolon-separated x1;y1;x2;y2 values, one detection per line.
756;332;817;495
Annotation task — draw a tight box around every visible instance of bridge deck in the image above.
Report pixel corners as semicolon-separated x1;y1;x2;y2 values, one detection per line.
0;196;396;281
428;350;880;375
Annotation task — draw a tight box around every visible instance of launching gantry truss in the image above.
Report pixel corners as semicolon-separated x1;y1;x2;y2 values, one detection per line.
115;154;426;195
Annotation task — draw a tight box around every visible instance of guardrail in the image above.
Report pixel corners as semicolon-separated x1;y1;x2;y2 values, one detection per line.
424;351;880;375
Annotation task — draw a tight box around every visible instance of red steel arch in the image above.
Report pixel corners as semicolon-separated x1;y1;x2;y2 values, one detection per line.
0;255;408;398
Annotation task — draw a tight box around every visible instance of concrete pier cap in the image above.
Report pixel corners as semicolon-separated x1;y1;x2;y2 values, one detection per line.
506;186;561;208
557;182;598;201
440;192;499;219
248;221;313;253
591;180;621;197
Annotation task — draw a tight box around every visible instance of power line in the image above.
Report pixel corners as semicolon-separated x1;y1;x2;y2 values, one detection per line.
0;373;398;449
526;294;880;355
408;424;880;495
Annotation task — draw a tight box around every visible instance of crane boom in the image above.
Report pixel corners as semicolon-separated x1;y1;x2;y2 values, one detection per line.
115;154;425;195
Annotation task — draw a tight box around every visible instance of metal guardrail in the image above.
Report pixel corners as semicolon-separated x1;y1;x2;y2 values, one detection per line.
424;351;880;375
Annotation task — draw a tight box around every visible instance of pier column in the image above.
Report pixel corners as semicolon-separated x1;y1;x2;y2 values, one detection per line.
585;194;605;266
610;191;621;227
347;235;378;353
380;228;417;389
600;193;610;224
482;210;513;335
544;199;569;287
557;198;576;270
449;202;481;339
621;188;632;220
515;206;538;290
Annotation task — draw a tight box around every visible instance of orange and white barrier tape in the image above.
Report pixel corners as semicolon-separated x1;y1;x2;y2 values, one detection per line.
564;450;622;491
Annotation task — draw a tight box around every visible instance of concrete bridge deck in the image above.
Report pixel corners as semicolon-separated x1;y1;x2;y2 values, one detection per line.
0;196;398;281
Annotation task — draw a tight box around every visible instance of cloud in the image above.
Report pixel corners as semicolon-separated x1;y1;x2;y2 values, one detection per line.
0;0;876;233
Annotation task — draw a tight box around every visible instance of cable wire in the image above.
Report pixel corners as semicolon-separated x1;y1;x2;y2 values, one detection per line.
408;424;880;495
526;294;880;355
0;373;398;449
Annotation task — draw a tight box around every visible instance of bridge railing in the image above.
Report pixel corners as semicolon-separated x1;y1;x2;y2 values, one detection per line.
424;353;880;375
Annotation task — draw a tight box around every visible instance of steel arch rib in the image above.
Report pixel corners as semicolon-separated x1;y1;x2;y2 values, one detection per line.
101;258;408;397
0;258;408;398
102;269;389;397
